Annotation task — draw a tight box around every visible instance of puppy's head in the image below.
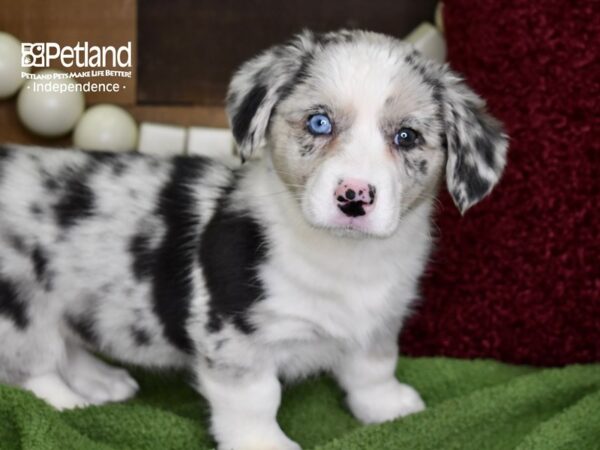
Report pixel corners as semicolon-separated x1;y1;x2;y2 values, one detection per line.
227;30;507;238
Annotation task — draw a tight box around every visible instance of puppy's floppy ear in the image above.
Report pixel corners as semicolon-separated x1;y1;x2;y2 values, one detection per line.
226;31;317;162
441;70;508;213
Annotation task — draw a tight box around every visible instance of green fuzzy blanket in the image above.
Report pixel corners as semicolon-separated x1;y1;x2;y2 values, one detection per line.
1;358;599;450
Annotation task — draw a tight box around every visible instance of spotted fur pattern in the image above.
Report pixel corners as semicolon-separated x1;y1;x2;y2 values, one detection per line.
0;30;507;450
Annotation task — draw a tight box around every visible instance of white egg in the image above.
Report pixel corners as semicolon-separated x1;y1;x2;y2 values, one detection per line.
17;69;85;137
0;32;31;99
73;104;138;152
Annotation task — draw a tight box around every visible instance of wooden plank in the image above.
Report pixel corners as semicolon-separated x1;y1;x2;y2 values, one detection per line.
128;105;227;128
138;0;438;106
0;0;137;105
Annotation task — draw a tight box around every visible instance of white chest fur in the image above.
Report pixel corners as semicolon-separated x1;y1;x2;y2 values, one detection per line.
243;164;435;379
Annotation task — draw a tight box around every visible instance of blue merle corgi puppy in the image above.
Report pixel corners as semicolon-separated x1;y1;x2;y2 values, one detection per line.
0;30;507;450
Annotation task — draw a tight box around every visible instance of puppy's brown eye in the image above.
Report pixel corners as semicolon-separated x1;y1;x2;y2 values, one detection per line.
394;128;419;149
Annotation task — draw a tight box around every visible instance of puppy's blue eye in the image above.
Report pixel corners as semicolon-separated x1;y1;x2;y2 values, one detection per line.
394;128;419;149
307;114;333;135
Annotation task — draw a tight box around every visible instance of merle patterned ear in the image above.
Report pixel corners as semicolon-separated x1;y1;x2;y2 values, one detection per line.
226;31;317;162
441;71;508;213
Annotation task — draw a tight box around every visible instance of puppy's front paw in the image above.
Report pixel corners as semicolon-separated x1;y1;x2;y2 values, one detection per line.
217;431;301;450
347;380;425;424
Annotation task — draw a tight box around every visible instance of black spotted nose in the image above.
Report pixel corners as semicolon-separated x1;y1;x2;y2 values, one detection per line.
334;179;376;217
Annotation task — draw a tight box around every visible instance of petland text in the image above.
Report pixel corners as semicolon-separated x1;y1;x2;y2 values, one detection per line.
21;42;132;68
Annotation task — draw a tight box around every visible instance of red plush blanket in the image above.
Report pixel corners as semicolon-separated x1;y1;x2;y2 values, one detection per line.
401;0;599;365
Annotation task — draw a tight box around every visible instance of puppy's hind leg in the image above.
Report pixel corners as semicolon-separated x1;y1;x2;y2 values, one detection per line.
4;325;137;408
1;322;91;410
58;340;139;405
21;372;90;410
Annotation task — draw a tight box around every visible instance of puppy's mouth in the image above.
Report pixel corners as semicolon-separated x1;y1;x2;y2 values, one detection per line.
337;201;368;217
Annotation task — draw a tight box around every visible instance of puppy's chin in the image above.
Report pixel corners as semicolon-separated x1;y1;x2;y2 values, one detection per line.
302;213;399;240
327;226;385;240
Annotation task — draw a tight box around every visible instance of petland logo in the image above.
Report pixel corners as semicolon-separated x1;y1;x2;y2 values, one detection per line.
21;42;132;68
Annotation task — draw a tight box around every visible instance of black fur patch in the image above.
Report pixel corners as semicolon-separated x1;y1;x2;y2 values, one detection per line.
106;157;128;177
0;146;11;184
31;245;52;291
66;313;99;347
315;30;355;46
95;151;134;177
454;161;491;204
130;326;151;346
44;177;60;191
474;115;502;169
404;49;420;66
276;52;314;107
200;183;268;334
129;233;157;281
0;278;28;329
53;162;97;228
30;203;44;218
451;128;462;156
231;84;268;144
9;235;27;254
475;134;496;168
265;52;315;141
402;154;416;173
150;157;207;354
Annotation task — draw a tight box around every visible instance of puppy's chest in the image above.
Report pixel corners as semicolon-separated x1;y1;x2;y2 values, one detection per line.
252;248;405;374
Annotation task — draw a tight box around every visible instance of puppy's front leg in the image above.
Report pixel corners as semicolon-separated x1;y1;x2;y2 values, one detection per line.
333;339;425;424
196;361;300;450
